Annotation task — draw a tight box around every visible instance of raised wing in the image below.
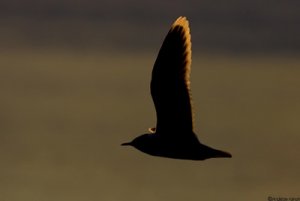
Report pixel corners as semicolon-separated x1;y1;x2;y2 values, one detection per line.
151;17;194;136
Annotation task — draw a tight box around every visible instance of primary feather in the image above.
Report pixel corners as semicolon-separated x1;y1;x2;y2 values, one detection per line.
151;17;194;135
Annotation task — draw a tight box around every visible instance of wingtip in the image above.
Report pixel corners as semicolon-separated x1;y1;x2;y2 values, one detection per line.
175;16;188;22
172;16;189;30
225;152;232;158
170;15;192;101
220;151;232;158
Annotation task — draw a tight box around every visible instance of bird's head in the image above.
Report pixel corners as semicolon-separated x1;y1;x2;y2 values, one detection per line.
121;134;149;147
121;133;157;154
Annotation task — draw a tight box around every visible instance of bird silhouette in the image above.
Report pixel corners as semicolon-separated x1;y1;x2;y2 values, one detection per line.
122;16;232;160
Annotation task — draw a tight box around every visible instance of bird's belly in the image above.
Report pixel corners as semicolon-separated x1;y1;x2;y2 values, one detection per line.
141;141;206;160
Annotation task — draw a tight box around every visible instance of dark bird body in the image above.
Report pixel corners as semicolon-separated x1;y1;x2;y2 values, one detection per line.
122;17;232;160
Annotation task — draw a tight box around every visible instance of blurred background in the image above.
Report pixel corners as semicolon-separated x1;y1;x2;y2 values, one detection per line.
0;1;299;201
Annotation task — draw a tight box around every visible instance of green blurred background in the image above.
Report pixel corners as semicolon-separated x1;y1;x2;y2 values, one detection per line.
0;1;299;201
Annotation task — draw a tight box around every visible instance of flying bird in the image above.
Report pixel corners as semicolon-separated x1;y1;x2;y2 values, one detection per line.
122;16;232;160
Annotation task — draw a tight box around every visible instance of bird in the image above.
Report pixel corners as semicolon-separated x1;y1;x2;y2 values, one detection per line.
122;16;232;160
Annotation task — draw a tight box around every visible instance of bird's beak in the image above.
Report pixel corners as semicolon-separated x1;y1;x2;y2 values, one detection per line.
121;142;132;146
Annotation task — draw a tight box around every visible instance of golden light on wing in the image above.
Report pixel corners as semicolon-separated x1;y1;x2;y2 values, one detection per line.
171;17;192;87
151;16;194;136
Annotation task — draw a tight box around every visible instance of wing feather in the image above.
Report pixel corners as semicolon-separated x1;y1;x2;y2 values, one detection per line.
151;17;194;136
